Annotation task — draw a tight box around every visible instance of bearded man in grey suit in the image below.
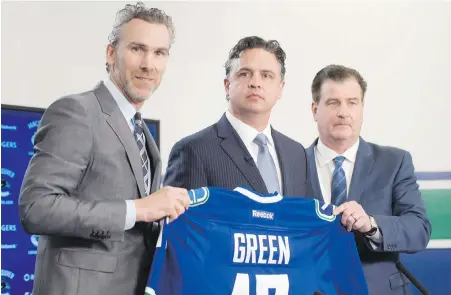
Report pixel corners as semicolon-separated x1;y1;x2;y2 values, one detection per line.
19;3;190;295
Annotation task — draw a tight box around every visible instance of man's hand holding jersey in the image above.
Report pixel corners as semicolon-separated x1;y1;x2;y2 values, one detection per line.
135;186;190;223
333;201;375;235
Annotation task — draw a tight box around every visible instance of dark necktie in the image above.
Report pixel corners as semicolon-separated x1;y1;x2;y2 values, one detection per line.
134;112;151;195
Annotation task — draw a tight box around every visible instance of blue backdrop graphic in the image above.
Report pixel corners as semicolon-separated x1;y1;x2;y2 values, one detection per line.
1;105;159;295
2;107;43;295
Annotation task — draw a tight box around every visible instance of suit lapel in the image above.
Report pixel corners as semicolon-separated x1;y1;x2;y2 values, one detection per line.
94;82;146;197
306;139;324;202
348;138;374;203
217;114;268;193
143;124;162;193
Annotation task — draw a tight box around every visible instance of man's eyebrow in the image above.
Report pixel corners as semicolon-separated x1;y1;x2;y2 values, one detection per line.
128;42;169;52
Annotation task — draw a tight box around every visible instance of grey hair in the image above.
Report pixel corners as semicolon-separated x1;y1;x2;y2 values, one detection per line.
311;64;367;103
224;36;286;80
106;2;175;72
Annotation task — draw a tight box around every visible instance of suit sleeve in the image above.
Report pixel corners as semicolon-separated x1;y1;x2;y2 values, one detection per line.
371;151;432;252
19;97;127;241
163;140;207;190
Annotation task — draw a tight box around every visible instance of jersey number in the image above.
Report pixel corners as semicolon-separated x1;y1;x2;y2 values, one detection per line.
231;273;289;295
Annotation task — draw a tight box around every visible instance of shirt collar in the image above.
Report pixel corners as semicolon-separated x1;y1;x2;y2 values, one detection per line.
316;138;360;166
103;76;136;126
225;110;274;147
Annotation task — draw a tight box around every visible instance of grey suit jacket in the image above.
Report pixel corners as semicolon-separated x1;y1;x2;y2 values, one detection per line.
19;82;162;295
306;138;432;295
164;113;312;197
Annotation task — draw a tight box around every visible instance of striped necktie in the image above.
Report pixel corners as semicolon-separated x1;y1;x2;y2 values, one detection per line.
134;112;151;195
331;156;347;206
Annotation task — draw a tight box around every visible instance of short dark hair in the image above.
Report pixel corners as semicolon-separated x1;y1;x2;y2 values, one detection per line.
224;36;286;80
311;64;367;103
106;2;175;73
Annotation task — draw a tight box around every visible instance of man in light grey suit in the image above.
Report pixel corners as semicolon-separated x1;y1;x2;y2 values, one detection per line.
306;64;432;295
19;3;190;295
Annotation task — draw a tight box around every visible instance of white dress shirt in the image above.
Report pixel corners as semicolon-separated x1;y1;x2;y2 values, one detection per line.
103;77;137;231
314;138;359;205
225;110;283;194
314;138;381;244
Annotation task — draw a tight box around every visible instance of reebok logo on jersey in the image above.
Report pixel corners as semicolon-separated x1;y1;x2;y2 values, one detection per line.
252;210;274;220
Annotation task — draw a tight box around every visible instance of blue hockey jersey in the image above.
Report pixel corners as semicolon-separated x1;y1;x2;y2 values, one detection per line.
145;187;368;295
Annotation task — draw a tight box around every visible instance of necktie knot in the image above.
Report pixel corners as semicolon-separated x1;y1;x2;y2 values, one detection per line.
334;156;345;168
253;133;268;147
134;112;142;124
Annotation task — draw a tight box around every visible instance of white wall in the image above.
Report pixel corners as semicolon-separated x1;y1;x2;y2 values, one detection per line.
2;1;451;172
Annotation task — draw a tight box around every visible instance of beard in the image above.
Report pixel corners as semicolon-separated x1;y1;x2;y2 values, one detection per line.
111;61;157;103
123;80;154;102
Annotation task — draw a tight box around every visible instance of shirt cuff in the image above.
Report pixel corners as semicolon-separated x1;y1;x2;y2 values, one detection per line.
124;200;137;230
366;218;382;249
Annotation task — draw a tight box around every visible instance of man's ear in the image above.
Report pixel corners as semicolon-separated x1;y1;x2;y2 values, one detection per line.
224;78;230;99
106;44;116;70
276;81;285;100
312;101;318;121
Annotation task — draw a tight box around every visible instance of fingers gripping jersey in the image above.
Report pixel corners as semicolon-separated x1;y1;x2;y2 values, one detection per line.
146;187;368;295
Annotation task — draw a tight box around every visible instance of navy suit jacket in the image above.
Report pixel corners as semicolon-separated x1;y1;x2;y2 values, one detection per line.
164;114;312;197
307;138;432;295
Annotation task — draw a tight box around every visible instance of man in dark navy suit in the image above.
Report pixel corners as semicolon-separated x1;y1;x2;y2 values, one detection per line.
164;36;311;197
306;64;431;295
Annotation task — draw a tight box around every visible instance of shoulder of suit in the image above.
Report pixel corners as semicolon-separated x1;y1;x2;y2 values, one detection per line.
365;140;409;158
271;128;306;149
48;90;98;112
172;123;218;149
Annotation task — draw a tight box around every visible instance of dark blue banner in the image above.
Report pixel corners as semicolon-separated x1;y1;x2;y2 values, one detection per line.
1;107;42;295
1;105;159;295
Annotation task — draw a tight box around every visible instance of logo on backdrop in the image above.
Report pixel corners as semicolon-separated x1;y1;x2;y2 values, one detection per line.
1;169;16;205
28;235;39;255
1;125;17;131
1;280;12;295
0;244;17;250
31;133;36;146
1;225;17;232
31;235;39;247
1;141;17;149
23;273;34;282
1;269;15;295
27;120;40;156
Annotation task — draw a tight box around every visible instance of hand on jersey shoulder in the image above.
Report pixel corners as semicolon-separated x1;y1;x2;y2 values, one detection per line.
333;201;372;233
134;186;190;223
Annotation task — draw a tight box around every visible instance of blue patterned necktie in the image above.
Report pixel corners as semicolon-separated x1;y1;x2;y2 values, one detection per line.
253;133;280;193
331;156;347;206
134;112;151;195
